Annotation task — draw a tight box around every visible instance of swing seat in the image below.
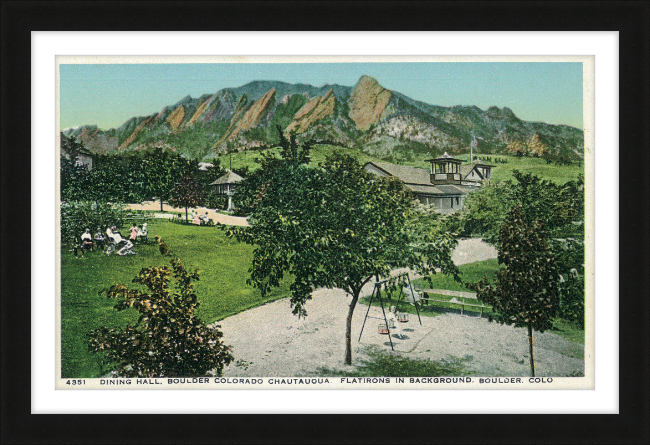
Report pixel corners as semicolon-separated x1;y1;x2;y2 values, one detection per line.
397;312;409;323
378;323;389;335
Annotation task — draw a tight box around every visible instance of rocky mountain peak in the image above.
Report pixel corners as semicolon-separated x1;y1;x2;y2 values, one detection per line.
348;75;392;131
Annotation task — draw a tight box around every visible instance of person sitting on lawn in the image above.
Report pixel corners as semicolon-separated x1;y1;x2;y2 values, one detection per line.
193;211;201;225
137;223;148;243
117;239;136;256
94;227;106;251
201;211;213;226
74;228;94;257
105;226;122;255
129;223;138;242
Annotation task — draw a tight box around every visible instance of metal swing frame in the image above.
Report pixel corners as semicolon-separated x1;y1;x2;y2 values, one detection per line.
358;272;422;351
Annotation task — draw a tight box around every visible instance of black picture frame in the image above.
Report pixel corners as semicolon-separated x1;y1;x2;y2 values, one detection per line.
2;1;649;444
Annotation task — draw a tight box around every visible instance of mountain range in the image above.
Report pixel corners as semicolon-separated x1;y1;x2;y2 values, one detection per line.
63;75;584;161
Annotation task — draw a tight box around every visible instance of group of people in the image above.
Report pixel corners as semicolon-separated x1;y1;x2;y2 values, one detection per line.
191;211;213;226
74;223;148;257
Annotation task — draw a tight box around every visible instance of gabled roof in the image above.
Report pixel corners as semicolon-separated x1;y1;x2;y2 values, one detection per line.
366;161;431;185
210;170;243;185
460;163;480;179
460;161;494;179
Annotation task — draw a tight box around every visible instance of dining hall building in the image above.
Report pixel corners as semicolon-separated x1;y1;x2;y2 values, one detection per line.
363;152;493;213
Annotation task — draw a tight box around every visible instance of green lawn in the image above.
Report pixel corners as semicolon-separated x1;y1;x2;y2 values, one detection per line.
413;258;501;292
60;220;292;378
224;145;583;185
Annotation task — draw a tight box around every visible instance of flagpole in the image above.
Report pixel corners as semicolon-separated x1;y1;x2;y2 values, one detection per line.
470;136;474;163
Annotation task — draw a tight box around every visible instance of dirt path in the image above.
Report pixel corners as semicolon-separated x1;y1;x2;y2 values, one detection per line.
214;238;584;377
126;200;248;226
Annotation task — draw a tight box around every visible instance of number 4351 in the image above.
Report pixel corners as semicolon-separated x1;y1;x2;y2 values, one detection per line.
66;379;86;385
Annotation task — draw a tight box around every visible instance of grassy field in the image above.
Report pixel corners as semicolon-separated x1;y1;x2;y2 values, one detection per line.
60;220;292;378
454;153;584;184
223;144;583;185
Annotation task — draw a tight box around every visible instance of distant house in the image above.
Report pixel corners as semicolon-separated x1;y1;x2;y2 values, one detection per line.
210;170;243;211
364;153;493;213
60;133;95;170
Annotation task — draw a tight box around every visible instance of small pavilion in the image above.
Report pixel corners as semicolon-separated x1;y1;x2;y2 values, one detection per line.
210;170;243;211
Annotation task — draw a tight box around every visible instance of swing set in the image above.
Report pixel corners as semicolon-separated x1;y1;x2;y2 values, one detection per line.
358;272;422;351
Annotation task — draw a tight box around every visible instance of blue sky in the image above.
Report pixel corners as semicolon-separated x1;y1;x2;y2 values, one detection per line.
59;62;583;130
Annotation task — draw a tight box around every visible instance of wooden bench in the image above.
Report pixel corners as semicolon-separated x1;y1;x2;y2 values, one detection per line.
416;289;491;317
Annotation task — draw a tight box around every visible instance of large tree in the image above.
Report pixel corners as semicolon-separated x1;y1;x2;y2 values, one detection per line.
463;170;585;327
469;204;560;377
143;148;191;211
226;137;458;365
169;173;205;222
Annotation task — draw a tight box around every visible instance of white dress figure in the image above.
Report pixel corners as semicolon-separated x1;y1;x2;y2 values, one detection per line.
386;306;403;339
404;286;421;305
137;222;148;241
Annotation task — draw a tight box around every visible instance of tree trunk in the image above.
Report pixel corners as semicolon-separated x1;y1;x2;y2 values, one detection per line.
185;206;188;223
528;321;535;377
345;290;360;365
160;198;164;212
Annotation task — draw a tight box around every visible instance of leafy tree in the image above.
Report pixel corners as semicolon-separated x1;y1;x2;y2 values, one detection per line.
60;135;93;201
88;237;234;377
226;144;458;365
84;153;149;203
469;204;560;376
463;171;585;327
276;125;312;165
142;148;191;210
60;162;92;202
463;170;584;244
169;174;205;222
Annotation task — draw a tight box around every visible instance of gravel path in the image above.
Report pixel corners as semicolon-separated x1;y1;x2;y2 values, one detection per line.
126;201;248;226
213;238;584;377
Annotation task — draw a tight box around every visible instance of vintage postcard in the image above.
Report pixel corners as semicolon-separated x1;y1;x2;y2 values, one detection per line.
56;55;593;390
